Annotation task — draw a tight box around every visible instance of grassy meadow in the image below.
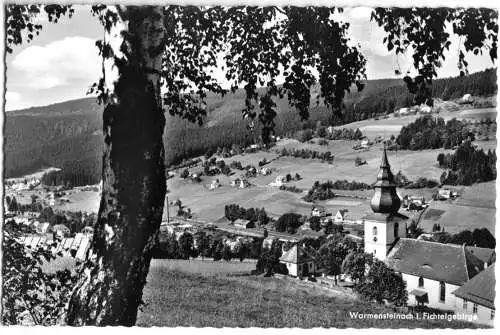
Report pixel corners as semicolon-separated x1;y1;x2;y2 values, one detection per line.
136;259;483;328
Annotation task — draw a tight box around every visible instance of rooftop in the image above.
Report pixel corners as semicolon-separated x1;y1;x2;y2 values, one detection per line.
279;245;315;264
453;264;495;309
386;238;485;286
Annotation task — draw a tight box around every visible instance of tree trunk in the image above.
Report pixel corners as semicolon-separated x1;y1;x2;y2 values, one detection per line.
66;6;166;326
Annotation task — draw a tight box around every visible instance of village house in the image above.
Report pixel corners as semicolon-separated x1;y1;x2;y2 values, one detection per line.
271;175;287;186
334;209;348;223
461;93;474;103
231;177;250;189
260;167;272;175
311;206;327;218
452;264;495;326
362;148;494;318
233;219;253;229
279;244;316;277
438;188;452;200
209;179;221;190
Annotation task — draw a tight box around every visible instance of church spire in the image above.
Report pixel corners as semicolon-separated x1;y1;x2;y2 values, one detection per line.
370;146;401;213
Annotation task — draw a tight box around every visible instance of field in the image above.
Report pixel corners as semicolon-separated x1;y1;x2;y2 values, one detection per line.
136;259;481;328
167;139;451;222
418;181;496;234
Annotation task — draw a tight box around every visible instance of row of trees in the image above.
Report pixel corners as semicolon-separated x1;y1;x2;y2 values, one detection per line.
154;230;262;262
278;147;334;163
431;227;495;249
317;127;364;140
438;141;496;185
397;116;475;150
224;204;270;225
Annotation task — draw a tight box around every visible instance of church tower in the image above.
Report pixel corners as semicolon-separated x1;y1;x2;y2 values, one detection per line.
364;147;408;260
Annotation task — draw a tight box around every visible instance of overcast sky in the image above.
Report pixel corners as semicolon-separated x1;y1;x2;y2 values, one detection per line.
5;5;496;111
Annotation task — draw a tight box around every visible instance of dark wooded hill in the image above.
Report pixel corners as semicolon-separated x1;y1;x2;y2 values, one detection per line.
4;68;496;184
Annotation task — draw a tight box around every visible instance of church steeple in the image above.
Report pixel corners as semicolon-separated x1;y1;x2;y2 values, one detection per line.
370;146;401;213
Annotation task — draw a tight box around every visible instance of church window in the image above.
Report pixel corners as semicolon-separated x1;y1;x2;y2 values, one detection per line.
491;310;495;320
439;281;446;302
418;277;424;288
394;222;399;238
372;226;378;236
463;300;468;311
473;304;478;314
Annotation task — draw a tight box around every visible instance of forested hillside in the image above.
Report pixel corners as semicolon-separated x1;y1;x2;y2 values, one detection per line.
4;68;496;185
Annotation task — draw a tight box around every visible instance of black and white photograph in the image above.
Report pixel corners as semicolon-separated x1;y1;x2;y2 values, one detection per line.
1;0;498;328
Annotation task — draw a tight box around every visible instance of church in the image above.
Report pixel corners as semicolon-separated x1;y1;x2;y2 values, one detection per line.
363;148;494;325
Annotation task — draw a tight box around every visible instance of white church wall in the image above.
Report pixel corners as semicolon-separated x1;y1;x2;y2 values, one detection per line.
402;273;459;311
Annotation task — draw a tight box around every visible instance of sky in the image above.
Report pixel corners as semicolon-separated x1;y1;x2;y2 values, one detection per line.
4;5;497;111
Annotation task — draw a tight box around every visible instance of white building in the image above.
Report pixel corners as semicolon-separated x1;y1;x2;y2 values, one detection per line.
311;206;327;218
279;244;316;277
462;94;473;103
334;209;348;223
209;179;220;190
438;189;452;200
260;167;272;175
271;175;287;186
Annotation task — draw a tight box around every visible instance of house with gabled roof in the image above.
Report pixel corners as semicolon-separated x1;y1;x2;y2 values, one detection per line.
453;264;495;326
334;209;348;223
279;244;316;277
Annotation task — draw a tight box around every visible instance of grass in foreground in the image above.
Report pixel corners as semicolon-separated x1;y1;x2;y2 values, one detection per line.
136;262;484;328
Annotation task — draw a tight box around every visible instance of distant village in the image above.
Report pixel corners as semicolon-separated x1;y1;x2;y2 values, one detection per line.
4;92;496;326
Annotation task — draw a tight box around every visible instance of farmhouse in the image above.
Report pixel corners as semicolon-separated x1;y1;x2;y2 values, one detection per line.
231;177;250;188
233;219;253;229
438;189;452;200
363;147;492;315
209;179;221;190
279;244;316;277
311;206;327;217
334;209;348;223
260;167;272;175
275;175;287;185
461;93;474;103
453;264;495;326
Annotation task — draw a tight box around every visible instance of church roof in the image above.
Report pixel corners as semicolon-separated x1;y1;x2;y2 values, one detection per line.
385;238;485;286
453;264;495;309
279;245;315;264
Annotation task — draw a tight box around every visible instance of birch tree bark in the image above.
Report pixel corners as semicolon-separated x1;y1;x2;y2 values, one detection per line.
66;6;166;326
